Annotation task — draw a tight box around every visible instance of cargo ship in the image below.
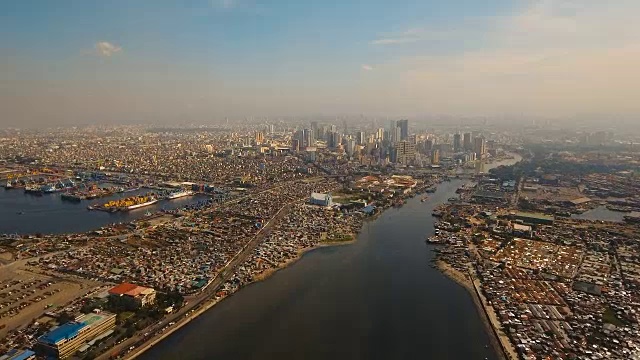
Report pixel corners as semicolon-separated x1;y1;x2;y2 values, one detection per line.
167;190;194;200
91;194;158;212
125;198;158;210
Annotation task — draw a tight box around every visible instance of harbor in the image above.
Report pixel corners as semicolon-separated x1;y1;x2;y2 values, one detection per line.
0;188;209;235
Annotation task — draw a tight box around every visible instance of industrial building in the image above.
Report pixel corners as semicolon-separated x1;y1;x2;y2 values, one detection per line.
512;211;555;225
35;311;116;359
0;349;36;360
310;192;333;207
108;282;157;309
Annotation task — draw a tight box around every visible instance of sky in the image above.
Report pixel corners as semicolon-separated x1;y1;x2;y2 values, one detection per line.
1;0;639;126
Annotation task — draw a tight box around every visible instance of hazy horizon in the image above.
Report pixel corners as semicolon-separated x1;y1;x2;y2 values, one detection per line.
2;0;640;127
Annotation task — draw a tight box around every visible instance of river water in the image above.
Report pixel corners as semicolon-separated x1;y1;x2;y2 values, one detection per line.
141;180;499;360
0;189;208;235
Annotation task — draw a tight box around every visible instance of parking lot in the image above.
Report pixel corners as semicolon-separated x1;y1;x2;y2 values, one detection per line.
0;264;96;340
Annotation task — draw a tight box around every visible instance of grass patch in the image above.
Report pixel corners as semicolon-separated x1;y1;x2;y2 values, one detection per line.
324;233;354;243
603;307;625;326
118;311;135;322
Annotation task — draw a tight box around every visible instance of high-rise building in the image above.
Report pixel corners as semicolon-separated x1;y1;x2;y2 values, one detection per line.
395;140;416;164
376;128;384;140
255;131;265;144
302;128;314;148
431;149;440;165
474;136;487;158
291;139;300;152
453;133;462;152
346;138;356;157
356;131;366;145
463;133;472;151
397;119;409;141
268;124;275;134
330;132;342;149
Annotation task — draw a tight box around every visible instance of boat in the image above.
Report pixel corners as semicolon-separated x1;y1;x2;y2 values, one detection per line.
125;198;158;210
167;190;194;200
24;184;43;195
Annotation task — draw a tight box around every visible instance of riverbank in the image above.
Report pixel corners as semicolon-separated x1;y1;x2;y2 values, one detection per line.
253;238;356;282
435;260;514;360
127;236;360;359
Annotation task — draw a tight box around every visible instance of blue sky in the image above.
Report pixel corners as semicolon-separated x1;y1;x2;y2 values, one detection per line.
1;0;639;126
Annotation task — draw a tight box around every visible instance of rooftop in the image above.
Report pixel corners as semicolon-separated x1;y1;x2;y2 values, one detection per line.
0;349;36;360
38;322;87;345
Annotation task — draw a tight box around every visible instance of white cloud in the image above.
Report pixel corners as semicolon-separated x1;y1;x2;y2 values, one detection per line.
219;0;238;9
94;41;122;57
361;64;374;71
370;37;420;45
367;0;640;116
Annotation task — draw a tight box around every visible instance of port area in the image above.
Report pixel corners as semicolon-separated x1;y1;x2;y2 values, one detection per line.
88;189;195;212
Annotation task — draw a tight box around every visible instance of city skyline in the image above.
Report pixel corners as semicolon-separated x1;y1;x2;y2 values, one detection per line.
2;0;640;127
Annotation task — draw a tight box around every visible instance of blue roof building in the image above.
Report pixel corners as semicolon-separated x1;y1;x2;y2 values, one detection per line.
0;349;36;360
37;322;88;346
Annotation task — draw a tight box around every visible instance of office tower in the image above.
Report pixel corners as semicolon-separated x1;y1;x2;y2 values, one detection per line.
346;138;356;157
463;132;472;151
376;128;384;140
395;140;416;164
356;131;365;145
453;133;462;152
302;128;314;148
255;131;264;144
431;149;440;165
397;119;409;141
293;130;304;151
474;136;486;158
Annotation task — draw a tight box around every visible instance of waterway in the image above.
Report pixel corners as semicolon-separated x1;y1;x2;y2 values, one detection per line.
0;189;209;235
139;156;523;360
572;206;640;223
140;180;499;360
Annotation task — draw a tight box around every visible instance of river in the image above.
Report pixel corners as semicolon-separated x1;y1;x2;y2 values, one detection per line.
139;156;523;360
140;180;499;360
0;189;209;235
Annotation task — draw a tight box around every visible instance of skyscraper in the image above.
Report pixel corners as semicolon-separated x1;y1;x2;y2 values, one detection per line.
463;133;472;151
397;119;409;141
453;133;462;152
303;128;314;148
474;136;486;158
255;131;264;144
356;131;366;145
395;140;416;164
431;149;440;165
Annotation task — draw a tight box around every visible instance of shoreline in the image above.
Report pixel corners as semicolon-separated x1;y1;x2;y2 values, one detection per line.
124;192;436;359
435;260;518;360
127;236;359;359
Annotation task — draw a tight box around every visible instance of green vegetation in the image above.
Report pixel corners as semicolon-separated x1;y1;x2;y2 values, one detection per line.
603;307;625;326
324;233;354;243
